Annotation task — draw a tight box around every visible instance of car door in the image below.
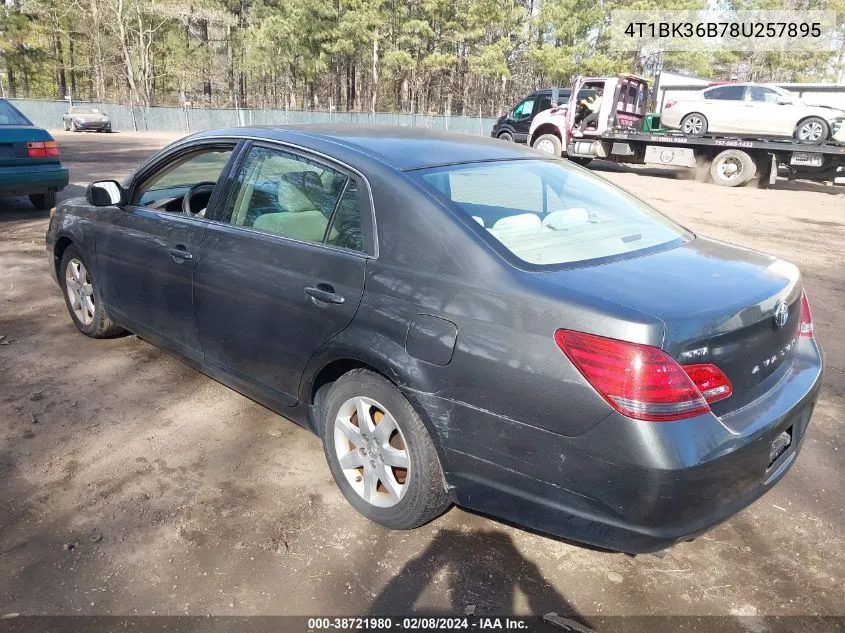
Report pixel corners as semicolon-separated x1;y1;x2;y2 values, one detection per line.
698;85;748;133
510;96;536;143
193;142;371;405
742;86;789;136
95;142;238;353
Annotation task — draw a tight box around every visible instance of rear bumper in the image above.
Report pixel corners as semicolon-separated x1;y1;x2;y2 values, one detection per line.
0;163;69;197
407;337;824;553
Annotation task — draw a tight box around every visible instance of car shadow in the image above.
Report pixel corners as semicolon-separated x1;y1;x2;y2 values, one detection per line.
368;528;590;623
0;185;87;223
588;160;844;195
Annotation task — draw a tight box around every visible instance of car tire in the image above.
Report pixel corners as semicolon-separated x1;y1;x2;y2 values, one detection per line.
320;369;451;530
709;149;757;187
794;117;829;143
29;192;56;210
497;131;514;142
59;245;126;338
680;113;708;136
533;133;562;156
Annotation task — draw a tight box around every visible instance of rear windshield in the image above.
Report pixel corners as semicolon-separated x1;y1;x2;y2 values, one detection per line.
0;100;31;126
413;159;689;267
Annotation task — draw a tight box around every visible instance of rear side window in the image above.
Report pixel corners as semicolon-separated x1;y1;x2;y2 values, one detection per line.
221;145;365;251
703;85;745;100
0;100;31;126
413;160;689;267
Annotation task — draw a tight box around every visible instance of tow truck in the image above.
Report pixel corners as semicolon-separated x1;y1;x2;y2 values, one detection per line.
527;74;845;187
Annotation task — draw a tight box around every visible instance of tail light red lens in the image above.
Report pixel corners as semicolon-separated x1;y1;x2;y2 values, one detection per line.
799;289;813;337
27;141;60;158
664;101;677;109
681;363;732;403
554;329;711;422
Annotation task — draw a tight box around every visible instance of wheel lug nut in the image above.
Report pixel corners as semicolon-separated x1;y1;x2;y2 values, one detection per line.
369;460;376;468
359;447;367;456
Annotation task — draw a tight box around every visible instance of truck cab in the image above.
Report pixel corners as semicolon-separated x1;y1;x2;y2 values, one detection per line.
529;74;650;158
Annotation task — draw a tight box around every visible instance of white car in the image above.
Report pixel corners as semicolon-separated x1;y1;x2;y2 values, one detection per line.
661;83;844;143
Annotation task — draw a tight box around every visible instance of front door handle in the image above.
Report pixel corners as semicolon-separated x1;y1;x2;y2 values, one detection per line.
305;285;345;305
169;246;193;262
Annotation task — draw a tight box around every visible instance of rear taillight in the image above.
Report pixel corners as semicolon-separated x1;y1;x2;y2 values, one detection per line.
681;363;732;403
554;329;712;422
799;289;813;337
27;141;60;158
664;101;677;109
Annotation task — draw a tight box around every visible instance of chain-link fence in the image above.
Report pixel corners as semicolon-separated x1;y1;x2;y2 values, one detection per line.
9;98;499;137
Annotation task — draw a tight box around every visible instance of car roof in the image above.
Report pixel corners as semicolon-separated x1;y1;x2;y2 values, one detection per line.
189;124;541;171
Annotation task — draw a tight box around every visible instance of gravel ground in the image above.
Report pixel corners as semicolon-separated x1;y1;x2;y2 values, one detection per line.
1;131;843;619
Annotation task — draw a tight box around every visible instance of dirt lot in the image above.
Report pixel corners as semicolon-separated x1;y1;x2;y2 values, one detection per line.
1;131;844;619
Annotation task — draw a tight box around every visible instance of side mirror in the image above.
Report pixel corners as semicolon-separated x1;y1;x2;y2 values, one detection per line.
776;95;793;105
86;180;124;206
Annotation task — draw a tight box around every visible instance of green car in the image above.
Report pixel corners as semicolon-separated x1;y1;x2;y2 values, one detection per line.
0;98;69;210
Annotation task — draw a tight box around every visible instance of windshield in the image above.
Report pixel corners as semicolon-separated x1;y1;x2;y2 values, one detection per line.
413;159;690;267
0;100;32;126
70;106;100;114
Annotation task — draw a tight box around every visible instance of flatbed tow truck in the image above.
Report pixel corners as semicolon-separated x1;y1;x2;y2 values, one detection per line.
527;74;845;188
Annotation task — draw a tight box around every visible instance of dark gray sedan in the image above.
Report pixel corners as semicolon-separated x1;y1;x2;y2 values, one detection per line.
46;126;824;553
63;105;112;132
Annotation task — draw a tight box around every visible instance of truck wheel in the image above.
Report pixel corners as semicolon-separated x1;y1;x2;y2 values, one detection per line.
680;113;708;136
533;133;562;156
29;192;56;210
710;149;757;187
795;117;829;143
497;131;514;142
569;157;593;167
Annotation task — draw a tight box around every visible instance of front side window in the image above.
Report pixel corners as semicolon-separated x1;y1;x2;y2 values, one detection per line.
222;145;363;250
413;159;689;267
131;147;234;211
703;85;746;100
0;100;31;126
511;98;535;120
748;87;779;103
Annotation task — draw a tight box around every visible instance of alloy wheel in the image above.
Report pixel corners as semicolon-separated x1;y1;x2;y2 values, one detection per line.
683;116;704;135
798;121;824;142
333;396;410;508
65;258;95;326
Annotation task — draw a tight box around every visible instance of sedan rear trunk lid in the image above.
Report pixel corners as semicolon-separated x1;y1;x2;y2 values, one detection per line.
0;125;61;168
538;236;802;414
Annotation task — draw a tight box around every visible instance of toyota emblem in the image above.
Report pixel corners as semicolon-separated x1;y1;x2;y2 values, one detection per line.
773;300;789;328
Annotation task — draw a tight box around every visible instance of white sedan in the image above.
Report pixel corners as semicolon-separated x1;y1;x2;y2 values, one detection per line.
661;83;844;143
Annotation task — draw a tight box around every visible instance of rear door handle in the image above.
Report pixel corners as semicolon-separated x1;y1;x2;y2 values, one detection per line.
305;285;345;305
169;246;193;262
